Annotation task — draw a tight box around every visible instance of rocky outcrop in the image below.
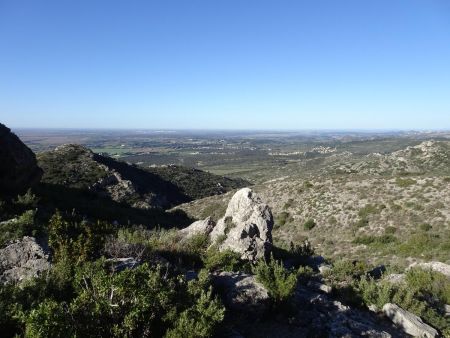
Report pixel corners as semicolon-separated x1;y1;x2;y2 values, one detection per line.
210;188;273;261
212;271;270;317
179;217;216;238
0;237;51;284
0;123;42;195
291;286;405;338
382;303;438;338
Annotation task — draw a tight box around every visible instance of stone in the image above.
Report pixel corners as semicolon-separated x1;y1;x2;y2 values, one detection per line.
445;304;450;317
294;285;399;337
105;257;140;272
318;263;332;274
408;261;450;278
382;303;438;338
0;123;42;195
212;271;270;317
0;236;50;284
307;280;333;294
179;217;216;238
384;273;405;284
210;188;273;261
367;265;386;279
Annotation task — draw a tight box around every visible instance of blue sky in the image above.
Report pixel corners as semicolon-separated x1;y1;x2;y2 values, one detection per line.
1;0;449;130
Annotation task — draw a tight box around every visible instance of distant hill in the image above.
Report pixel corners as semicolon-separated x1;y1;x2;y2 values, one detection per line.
37;144;249;209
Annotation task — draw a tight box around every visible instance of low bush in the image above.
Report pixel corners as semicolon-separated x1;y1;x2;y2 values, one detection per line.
353;234;397;246
276;212;293;227
395;177;416;187
254;256;298;306
203;249;247;272
325;259;367;285
303;219;316;231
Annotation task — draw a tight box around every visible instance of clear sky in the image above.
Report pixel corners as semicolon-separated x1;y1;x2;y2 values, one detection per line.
1;0;449;130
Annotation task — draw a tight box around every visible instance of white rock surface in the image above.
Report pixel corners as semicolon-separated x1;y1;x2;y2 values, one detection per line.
382;303;438;338
212;271;270;317
179;217;216;238
210;188;273;261
408;261;450;278
0;236;51;284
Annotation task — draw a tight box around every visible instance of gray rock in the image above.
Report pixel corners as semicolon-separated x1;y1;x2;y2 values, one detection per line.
445;304;450;317
318;263;332;274
294;286;404;337
382;303;438;338
368;265;386;280
307;280;333;294
0;236;50;284
210;188;273;261
212;271;270;317
408;261;450;278
105;257;140;272
0;123;42;195
179;217;216;238
384;273;406;284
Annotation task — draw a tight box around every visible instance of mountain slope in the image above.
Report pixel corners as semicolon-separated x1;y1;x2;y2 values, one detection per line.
37;144;248;209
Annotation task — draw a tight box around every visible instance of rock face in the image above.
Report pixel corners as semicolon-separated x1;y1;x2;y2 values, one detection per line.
382;303;438;338
210;188;273;261
179;217;216;238
0;123;42;195
212;271;270;317
0;237;51;284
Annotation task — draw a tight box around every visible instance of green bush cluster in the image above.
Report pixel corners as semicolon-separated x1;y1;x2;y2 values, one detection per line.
0;190;41;246
0;261;224;338
203;249;247;273
356;268;450;332
395;177;417;187
48;211;114;263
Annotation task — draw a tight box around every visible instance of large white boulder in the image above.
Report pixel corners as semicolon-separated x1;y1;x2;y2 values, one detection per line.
382;303;438;338
210;188;273;261
179;216;216;238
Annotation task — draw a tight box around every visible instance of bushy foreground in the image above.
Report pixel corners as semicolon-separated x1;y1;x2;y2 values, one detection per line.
0;260;224;338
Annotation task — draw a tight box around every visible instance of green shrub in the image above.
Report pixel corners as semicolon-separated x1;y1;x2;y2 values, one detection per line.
254;256;298;305
0;210;38;247
203;249;245;272
395;177;416;187
303;219;316;231
48;211;113;263
276;212;292;227
22;261;225;338
355;267;450;331
420;223;432;232
405;267;450;305
384;226;397;234
15;189;39;209
326;260;367;284
353;234;397;246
